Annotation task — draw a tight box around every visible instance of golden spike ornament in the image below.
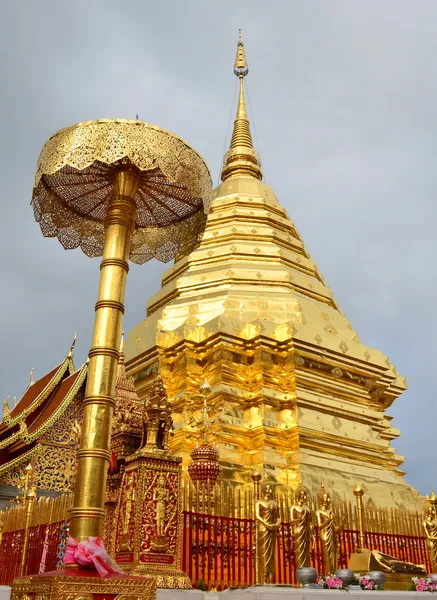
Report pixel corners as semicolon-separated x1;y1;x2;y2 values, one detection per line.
29;368;34;386
67;332;77;358
221;32;262;182
30;118;212;546
353;482;366;549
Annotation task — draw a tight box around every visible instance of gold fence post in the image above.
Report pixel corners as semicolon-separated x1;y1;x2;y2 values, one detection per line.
353;482;366;550
251;471;262;585
19;464;37;577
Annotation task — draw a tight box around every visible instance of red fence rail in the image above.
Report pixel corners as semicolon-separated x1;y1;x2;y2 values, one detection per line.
0;512;431;589
365;531;431;573
0;520;64;586
182;513;431;590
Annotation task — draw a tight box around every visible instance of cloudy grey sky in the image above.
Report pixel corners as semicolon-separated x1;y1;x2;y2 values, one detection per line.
0;0;436;494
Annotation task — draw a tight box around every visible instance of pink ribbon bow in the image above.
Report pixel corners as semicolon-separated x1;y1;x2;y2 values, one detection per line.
63;536;124;577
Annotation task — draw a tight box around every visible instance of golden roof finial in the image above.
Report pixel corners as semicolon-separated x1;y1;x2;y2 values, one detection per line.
29;368;34;386
234;29;248;78
68;332;77;358
221;31;262;182
116;331;126;379
353;481;364;497
13;394;17;407
2;396;10;422
118;331;125;365
429;490;437;505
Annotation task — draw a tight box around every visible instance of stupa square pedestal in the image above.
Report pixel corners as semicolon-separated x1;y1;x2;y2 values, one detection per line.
10;568;155;600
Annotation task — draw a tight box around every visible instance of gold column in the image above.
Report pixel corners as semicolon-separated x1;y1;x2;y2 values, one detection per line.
69;171;138;541
353;482;366;549
251;471;262;585
19;465;37;577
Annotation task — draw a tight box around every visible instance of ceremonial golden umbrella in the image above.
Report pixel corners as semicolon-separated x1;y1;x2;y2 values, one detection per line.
32;118;212;542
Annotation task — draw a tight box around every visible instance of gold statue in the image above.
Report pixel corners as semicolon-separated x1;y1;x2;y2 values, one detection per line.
316;483;344;575
154;475;169;539
424;493;437;573
118;472;135;551
290;485;313;568
255;484;281;584
123;473;135;534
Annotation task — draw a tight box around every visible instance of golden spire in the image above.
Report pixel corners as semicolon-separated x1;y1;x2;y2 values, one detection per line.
29;368;34;386
221;30;262;182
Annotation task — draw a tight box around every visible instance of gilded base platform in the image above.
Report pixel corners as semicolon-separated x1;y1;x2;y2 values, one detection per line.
127;567;192;590
10;567;156;600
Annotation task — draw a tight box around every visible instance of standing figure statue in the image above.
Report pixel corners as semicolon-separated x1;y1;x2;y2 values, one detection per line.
316;483;344;575
154;475;169;539
122;473;136;535
118;472;136;551
255;484;281;584
151;474;169;552
290;485;313;568
424;493;437;573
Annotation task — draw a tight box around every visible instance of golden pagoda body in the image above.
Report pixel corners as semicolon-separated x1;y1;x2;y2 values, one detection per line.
126;36;422;511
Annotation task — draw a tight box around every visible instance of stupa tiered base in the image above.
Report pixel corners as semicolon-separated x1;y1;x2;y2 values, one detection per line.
10;568;156;600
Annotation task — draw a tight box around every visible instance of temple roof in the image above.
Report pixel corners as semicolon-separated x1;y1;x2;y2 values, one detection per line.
0;341;86;477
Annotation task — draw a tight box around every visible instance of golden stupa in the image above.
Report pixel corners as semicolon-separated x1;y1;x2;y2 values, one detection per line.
125;34;422;510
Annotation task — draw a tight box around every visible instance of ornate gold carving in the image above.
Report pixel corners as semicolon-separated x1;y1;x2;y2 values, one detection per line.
150;475;169;552
10;573;155;600
33;119;211;264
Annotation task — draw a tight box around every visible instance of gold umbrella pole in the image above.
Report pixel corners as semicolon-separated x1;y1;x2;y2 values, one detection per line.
69;171;138;541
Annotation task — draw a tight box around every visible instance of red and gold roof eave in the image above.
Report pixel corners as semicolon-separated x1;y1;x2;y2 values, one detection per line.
8;362;88;453
1;354;75;429
0;362;87;474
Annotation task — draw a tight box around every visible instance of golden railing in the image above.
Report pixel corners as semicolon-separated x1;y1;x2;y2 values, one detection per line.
1;494;72;533
0;494;72;585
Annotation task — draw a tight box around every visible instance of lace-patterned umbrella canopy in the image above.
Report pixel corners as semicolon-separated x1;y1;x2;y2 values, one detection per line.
31;119;212;263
